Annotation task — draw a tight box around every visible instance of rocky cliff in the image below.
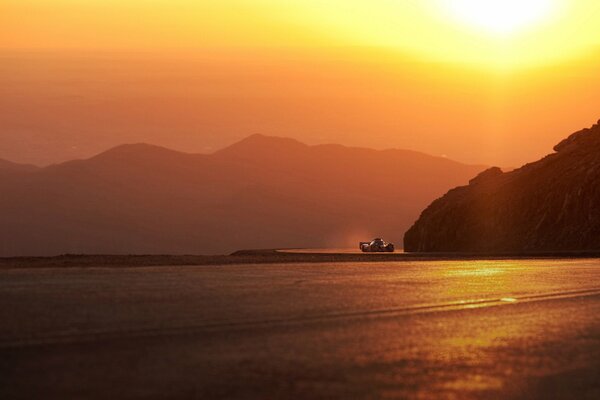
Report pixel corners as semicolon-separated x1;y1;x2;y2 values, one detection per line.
404;120;600;253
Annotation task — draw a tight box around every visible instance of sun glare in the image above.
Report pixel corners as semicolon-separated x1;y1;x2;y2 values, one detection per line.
439;0;558;36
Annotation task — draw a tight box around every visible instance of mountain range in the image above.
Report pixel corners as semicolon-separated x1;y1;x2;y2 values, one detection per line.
0;134;485;256
0;159;38;173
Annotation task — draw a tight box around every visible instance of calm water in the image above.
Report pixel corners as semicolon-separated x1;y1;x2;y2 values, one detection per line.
1;259;600;398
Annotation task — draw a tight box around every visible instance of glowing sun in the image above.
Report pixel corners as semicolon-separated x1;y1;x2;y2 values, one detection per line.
439;0;558;36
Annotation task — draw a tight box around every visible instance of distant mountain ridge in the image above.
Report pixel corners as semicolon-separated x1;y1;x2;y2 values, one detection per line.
0;135;485;256
0;159;39;173
404;120;600;253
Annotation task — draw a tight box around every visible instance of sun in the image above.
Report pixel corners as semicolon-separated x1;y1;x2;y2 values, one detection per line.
438;0;558;36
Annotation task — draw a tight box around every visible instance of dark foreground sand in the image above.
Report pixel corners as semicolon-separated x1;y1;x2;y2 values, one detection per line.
1;258;600;399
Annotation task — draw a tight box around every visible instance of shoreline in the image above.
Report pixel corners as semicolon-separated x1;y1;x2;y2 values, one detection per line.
2;249;600;269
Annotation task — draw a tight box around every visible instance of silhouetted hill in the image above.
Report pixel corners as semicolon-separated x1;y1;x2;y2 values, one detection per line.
0;135;484;256
0;159;38;173
215;134;308;158
404;120;600;253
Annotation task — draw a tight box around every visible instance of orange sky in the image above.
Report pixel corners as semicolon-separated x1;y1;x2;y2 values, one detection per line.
2;1;600;166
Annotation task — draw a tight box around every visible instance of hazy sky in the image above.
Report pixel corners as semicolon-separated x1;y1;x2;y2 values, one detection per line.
2;0;600;166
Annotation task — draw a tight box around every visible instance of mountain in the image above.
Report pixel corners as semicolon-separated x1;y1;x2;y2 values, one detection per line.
0;159;38;173
404;120;600;253
0;135;485;256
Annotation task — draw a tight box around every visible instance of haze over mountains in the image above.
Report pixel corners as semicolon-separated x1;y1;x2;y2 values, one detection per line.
4;50;600;168
405;120;600;253
0;135;485;256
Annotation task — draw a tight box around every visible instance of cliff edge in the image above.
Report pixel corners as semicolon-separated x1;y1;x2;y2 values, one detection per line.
404;120;600;252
